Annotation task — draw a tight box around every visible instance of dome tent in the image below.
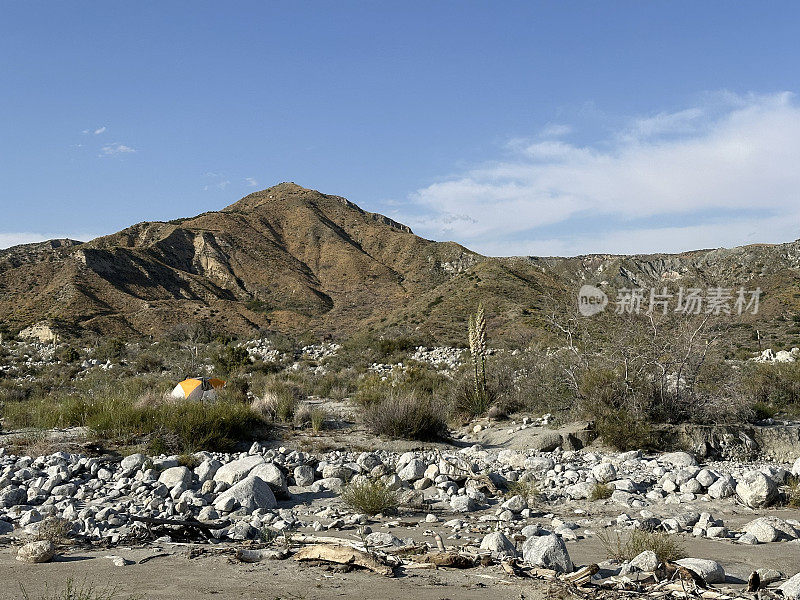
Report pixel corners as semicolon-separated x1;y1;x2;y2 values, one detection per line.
170;377;225;402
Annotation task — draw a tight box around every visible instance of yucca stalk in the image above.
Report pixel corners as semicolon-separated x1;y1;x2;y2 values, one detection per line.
468;303;488;413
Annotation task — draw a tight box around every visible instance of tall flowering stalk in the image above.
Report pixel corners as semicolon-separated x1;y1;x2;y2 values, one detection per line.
468;303;488;412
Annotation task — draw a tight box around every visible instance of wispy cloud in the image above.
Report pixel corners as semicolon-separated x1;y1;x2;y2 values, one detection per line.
93;126;106;135
100;142;136;157
203;172;231;191
245;177;259;187
402;92;800;256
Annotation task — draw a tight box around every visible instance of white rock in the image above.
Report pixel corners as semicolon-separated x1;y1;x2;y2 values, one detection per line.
158;466;192;489
213;455;265;485
780;572;800;599
592;462;617;484
735;471;778;508
676;558;725;584
480;531;516;557
522;533;573;573
213;475;277;512
16;540;55;563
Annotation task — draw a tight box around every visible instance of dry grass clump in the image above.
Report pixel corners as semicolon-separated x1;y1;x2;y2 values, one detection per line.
363;390;447;441
506;479;539;503
341;479;399;515
589;483;614;501
251;381;299;423
598;528;685;563
293;405;328;432
34;516;74;545
785;475;800;508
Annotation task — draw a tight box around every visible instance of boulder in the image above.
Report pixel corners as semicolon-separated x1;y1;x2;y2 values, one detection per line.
661;452;697;467
450;495;476;513
212;475;277;512
792;456;800;477
120;453;148;472
250;463;288;498
522;533;573;573
501;495;527;513
780;572;800;599
158;466;192;489
592;462;617;484
293;465;315;487
736;471;778;508
365;532;404;547
213;455;265;485
480;531;516;557
621;550;658;574
676;558;725;584
707;475;735;499
0;487;27;508
16;540;55;563
397;459;427;481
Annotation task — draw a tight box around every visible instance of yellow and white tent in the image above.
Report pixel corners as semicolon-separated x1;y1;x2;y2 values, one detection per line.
170;377;225;402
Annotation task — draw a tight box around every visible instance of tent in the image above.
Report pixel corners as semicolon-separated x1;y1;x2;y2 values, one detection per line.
170;377;226;402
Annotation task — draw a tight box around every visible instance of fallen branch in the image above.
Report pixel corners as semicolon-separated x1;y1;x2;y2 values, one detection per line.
294;544;394;577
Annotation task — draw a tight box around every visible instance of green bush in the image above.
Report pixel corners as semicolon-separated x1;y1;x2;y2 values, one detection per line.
589;483;614;501
214;344;251;375
341;479;399;515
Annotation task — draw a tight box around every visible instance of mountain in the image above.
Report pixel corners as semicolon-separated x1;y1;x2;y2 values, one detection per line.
1;182;799;349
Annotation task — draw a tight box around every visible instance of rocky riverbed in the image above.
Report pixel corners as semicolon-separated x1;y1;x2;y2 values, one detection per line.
3;430;800;599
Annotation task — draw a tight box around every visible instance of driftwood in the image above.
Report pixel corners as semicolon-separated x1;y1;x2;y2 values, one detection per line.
129;515;229;542
235;548;290;563
417;551;476;569
563;564;600;585
294;544;394;577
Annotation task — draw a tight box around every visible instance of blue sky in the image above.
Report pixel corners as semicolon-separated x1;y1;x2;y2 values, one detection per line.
2;2;799;255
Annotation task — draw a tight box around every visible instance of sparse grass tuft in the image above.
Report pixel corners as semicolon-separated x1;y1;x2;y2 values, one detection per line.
177;453;201;470
507;479;539;503
20;578;139;600
598;528;685;563
341;479;399;515
589;483;614;501
785;475;800;508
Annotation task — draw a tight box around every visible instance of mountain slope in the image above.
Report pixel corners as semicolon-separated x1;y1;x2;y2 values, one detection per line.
1;182;799;348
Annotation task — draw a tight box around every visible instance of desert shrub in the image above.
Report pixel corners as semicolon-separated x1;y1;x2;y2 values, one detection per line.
598;528;685;563
132;352;164;373
589;483;614;501
251;380;299;422
752;401;778;421
739;362;800;412
448;372;497;420
310;408;327;432
363;390;447;441
55;346;80;363
3;376;266;453
214;344;251;375
785;475;800;508
93;338;126;362
0;379;33;403
177;453;201;469
34;516;74;544
506;480;539;503
595;409;653;451
341;479;399;515
353;373;390;407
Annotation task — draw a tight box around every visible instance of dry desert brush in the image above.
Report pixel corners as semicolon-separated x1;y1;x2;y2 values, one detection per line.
363;390;448;441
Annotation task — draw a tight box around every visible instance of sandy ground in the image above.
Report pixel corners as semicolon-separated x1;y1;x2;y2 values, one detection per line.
1;545;549;600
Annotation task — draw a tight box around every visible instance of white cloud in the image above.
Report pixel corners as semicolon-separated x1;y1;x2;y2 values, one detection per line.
100;142;136;157
93;126;107;135
539;123;572;138
245;177;259;187
0;232;96;250
404;92;800;256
